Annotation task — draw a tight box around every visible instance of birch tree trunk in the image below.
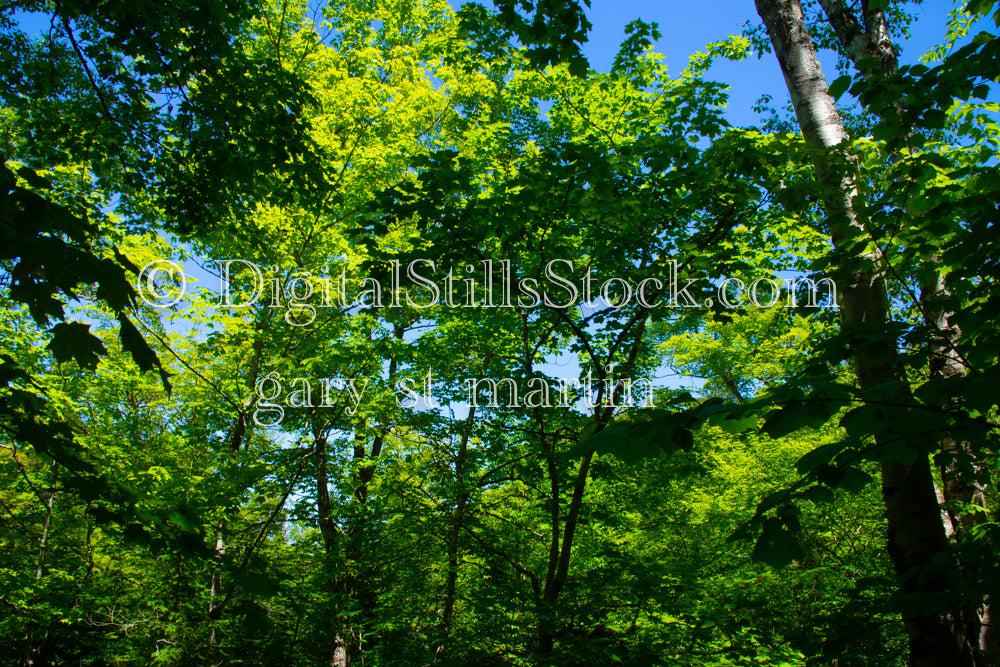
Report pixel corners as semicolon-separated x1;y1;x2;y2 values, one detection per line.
753;0;973;664
813;3;994;658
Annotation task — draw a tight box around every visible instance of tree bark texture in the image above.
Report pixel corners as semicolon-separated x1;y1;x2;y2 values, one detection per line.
754;0;974;664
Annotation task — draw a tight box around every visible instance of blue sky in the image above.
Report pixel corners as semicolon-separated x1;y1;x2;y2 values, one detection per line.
562;0;963;126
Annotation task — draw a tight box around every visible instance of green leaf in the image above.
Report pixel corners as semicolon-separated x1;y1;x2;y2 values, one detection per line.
47;322;107;370
839;404;884;438
795;440;850;475
802;485;835;504
236;600;273;632
123;523;151;546
752;518;803;569
965;0;996;16
962;376;1000;412
837;467;873;493
118;315;172;393
16;166;52;190
672;426;694;451
235;571;280;598
761;402;815;439
828;75;852;100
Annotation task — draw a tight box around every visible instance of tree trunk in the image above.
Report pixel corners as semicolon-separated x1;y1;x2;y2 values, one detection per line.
208;521;226;655
814;2;993;658
315;430;352;666
754;0;973;664
18;460;58;667
922;273;995;666
434;406;477;662
538;323;647;653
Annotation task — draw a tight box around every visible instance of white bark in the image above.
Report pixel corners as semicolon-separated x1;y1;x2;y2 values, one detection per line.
754;1;974;664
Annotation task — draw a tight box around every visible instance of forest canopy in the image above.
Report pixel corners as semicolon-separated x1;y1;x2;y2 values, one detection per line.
1;0;999;665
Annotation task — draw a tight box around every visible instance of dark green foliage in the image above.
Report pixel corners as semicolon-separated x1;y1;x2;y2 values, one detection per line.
1;1;998;665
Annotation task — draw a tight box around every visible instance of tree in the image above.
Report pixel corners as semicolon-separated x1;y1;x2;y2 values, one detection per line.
4;0;999;664
751;1;1000;663
460;0;1000;664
